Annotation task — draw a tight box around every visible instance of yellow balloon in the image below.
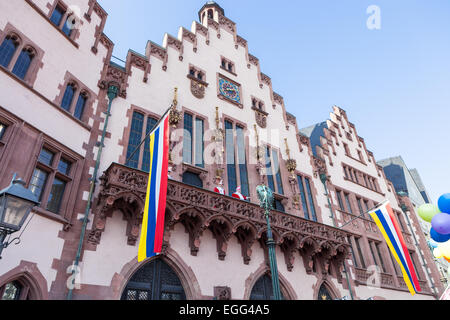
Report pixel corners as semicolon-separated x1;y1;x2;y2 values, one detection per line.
434;247;443;259
440;240;450;259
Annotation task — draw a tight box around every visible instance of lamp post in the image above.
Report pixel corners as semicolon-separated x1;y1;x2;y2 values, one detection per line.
256;184;282;300
0;174;40;259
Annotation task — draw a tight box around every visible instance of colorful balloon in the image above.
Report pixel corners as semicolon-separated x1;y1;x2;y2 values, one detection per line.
417;204;440;222
438;194;450;214
431;213;450;235
430;228;450;243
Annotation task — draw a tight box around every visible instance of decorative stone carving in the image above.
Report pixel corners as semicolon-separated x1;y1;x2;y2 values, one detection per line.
90;163;353;277
190;78;207;99
252;107;268;128
214;286;231;300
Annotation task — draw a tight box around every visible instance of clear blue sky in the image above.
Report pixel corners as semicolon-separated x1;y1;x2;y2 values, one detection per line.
98;0;450;204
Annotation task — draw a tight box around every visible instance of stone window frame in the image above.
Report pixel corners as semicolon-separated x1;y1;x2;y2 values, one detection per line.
24;0;81;48
222;116;251;197
0;110;16;161
25;136;84;224
220;56;237;76
250;96;266;112
54;72;96;124
181;107;208;169
342;163;381;194
120;105;161;171
295;171;319;222
0;23;44;87
187;64;207;83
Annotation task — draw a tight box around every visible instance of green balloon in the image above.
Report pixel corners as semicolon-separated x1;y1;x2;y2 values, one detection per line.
418;204;440;222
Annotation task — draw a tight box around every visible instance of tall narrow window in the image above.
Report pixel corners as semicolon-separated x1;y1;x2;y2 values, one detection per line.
236;125;249;197
195;118;204;168
0;35;19;68
62;15;74;37
73;92;87;120
183;113;193;164
46;177;66;214
355;238;366;269
388;250;400;276
50;5;65;27
61;83;76;111
265;146;275;193
225;121;249;197
304;178;317;221
396;211;406;232
272;149;284;195
29;168;49;201
0;122;7;140
375;243;386;273
297;175;310;220
344;193;353;214
347;236;359;268
225;120;237;196
409;251;422;280
142;117;158;173
125;112;144;169
356;197;364;217
336;190;345;211
12;48;33;79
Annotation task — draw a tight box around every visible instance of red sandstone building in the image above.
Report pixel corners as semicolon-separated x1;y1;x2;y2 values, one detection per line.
0;1;444;300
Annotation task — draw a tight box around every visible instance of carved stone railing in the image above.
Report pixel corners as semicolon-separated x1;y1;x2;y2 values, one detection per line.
88;163;354;277
354;267;395;289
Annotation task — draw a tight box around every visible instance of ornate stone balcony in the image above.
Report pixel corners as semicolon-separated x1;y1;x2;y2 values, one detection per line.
88;163;354;278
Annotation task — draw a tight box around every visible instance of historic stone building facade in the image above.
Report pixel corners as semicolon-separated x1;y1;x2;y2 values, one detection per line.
0;0;444;300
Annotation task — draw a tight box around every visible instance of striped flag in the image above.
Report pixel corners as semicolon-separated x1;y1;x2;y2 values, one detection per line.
369;201;421;295
138;112;170;262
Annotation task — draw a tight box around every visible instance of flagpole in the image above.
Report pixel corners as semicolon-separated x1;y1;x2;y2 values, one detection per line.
125;91;177;165
337;199;389;230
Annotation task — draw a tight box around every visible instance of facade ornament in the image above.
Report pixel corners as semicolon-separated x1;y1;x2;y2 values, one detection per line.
213;107;225;180
190;79;206;99
254;125;265;185
253;107;268;129
169;87;181;128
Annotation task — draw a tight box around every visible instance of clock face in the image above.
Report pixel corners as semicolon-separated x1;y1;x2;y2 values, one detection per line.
219;78;241;104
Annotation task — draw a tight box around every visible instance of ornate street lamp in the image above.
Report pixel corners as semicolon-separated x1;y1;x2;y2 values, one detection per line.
256;184;282;300
0;174;39;259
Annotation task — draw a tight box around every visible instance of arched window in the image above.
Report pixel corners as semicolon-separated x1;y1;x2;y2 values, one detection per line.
0;34;20;68
74;91;88;120
318;283;334;300
250;274;285;300
11;47;34;79
61;83;76;112
207;9;213;19
121;259;186;300
1;281;23;300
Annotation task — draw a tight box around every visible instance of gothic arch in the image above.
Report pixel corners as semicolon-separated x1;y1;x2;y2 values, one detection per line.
0;261;48;300
243;263;297;300
312;278;341;300
111;246;202;300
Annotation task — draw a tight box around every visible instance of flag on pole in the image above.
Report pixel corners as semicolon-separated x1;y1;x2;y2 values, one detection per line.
138;112;170;262
369;201;421;295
